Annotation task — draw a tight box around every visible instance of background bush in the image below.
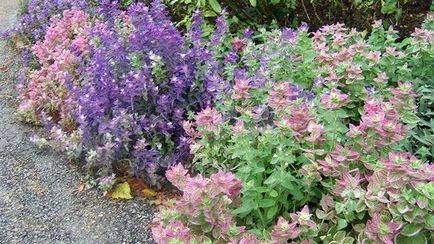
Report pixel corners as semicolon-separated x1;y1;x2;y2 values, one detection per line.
162;0;433;37
406;14;434;163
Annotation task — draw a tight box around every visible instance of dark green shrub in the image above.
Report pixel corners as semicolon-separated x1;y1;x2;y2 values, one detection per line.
163;0;431;37
407;14;434;162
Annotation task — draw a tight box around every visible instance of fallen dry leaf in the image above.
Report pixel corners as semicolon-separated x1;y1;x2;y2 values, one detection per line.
127;177;148;192
111;182;133;200
141;188;157;198
77;183;85;193
149;191;180;205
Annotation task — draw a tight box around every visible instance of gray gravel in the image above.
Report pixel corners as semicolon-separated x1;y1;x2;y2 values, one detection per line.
0;1;155;243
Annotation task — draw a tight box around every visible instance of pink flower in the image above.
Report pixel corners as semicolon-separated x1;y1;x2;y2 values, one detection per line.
271;217;300;243
366;51;381;65
411;163;434;182
165;163;189;190
346;123;363;138
182;121;200;144
305;121;324;143
232;37;246;52
152;220;193;244
411;28;434;43
389;82;417;111
317;155;342;176
373;72;388;83
349;40;367;54
320;88;349;109
268;82;300;112
334;171;364;198
194;107;222;133
276;104;314;138
329;144;360;162
381;152;414;173
324;71;343;85
346;64;363;80
350;99;409;150
365;213;401;244
332;33;346;45
290;205;317;228
385;46;403;58
239;234;260;244
232;119;246;135
183;174;210;208
210;171;243;199
232;79;250;100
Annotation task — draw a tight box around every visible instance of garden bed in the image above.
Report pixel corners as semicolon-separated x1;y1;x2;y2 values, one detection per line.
3;0;434;243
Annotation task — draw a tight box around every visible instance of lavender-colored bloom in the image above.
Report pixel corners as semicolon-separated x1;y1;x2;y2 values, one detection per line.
303;91;315;102
210;16;228;46
313;77;325;87
282;28;298;43
367;87;377;95
224;51;239;64
64;3;227;186
190;10;203;46
243;28;253;39
299;22;309;32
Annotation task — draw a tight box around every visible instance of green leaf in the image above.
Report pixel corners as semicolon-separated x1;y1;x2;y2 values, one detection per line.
266;205;278;219
111;182;133;200
426;214;434;229
258;199;275;208
400;224;422;237
381;0;397;14
233;201;253;216
249;0;257;7
395;233;427;244
264;172;279;185
201;223;213;233
337;219;348;230
253;166;265;174
208;0;221;13
280;175;303;200
341;237;355;244
270;0;280;4
269;190;278;198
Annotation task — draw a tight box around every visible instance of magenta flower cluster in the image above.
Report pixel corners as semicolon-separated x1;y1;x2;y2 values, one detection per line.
152;164;247;243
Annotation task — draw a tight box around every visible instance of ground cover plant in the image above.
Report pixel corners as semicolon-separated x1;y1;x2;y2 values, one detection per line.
6;0;434;243
153;15;434;244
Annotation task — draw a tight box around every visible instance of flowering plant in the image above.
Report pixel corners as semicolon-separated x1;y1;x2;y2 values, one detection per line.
16;1;232;186
65;1;232;185
16;7;92;131
182;20;434;242
152;164;247;243
4;0;88;66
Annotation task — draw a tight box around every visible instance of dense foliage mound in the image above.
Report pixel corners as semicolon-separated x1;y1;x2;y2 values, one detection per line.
14;1;230;186
154;15;434;244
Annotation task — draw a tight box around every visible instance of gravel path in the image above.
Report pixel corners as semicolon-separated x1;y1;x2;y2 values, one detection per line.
0;1;155;243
